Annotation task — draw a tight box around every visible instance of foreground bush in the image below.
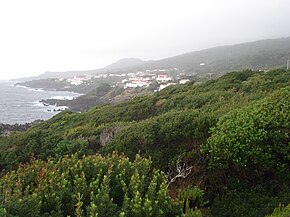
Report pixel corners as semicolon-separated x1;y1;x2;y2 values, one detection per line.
0;154;182;217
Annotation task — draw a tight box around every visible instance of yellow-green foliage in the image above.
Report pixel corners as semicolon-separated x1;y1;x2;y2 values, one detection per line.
266;204;290;217
0;154;181;217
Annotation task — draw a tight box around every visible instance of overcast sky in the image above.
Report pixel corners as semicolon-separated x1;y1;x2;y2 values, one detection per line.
0;0;290;80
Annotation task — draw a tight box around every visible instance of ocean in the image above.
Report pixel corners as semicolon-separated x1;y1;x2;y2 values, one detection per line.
0;80;80;124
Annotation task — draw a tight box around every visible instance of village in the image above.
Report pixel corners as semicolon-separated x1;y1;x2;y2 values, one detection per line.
67;68;192;92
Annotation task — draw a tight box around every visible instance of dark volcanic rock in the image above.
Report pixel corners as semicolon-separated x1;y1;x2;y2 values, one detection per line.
0;120;43;136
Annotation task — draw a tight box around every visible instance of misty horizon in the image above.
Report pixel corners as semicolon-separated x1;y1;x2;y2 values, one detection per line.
1;0;290;80
2;35;290;81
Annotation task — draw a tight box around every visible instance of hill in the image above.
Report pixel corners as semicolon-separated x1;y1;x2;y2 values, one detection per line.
1;68;289;216
15;37;290;81
131;37;290;75
36;58;146;79
103;58;147;71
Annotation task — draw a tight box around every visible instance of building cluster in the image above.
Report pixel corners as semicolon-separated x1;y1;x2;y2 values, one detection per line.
121;69;190;91
67;75;93;85
65;68;191;91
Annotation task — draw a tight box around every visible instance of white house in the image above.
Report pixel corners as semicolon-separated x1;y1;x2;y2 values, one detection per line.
158;82;176;91
156;74;173;83
179;79;190;84
125;80;150;88
67;74;92;85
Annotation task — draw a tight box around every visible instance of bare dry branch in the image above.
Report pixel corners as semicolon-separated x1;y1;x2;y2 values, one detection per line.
166;158;193;189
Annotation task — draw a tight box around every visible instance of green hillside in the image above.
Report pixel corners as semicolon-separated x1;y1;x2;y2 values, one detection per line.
0;68;289;216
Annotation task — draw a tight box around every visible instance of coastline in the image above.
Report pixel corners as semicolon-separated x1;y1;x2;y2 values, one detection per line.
15;82;81;111
0;81;80;125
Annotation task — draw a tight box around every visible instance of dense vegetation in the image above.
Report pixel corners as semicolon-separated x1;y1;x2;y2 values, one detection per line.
1;68;289;216
0;154;184;216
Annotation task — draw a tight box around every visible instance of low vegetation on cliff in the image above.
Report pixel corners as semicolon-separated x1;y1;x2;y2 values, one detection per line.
0;68;289;216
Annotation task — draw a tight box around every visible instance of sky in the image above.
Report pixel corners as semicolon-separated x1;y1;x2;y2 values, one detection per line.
0;0;290;80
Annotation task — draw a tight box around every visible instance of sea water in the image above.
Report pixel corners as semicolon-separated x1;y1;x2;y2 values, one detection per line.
0;80;79;124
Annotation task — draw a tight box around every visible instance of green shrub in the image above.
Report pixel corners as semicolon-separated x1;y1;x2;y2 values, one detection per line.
0;154;182;217
202;87;290;176
103;109;216;169
211;191;280;217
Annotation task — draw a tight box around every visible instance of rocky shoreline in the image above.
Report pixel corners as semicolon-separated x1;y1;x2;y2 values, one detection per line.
39;86;150;112
0;120;43;136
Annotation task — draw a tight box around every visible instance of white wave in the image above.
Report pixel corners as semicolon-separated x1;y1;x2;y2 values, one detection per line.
45;106;68;113
33;101;45;107
15;84;44;92
47;96;75;100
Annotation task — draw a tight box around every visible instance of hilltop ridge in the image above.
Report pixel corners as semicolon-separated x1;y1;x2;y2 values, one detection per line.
15;36;290;81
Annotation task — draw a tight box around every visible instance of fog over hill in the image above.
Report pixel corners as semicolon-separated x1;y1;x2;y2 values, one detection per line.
131;37;290;75
15;58;147;81
103;58;147;71
16;37;290;81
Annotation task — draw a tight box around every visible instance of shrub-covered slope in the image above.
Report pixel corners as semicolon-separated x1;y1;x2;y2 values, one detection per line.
1;69;289;171
0;68;289;216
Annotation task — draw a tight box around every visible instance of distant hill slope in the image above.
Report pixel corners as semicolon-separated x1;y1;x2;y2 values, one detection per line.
132;37;290;75
16;37;290;81
103;58;147;71
36;69;99;80
15;58;147;81
39;58;146;79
